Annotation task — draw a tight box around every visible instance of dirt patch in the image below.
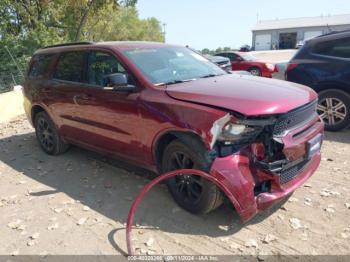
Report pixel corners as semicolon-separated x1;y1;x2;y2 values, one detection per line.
0;90;24;124
252;50;297;63
0;115;349;256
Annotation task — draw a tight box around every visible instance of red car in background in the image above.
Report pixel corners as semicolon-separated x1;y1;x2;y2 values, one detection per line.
216;51;278;77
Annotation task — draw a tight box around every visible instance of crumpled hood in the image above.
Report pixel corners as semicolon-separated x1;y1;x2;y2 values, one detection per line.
165;74;317;116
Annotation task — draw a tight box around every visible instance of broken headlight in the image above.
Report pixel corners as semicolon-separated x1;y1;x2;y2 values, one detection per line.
211;114;274;157
217;123;263;145
265;63;276;71
214;122;263;157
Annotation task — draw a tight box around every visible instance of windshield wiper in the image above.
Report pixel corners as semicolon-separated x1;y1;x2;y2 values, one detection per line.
199;73;220;78
155;78;196;86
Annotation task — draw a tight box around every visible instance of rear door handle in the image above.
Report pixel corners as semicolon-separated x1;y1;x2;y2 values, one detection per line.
73;94;96;104
76;94;89;99
78;94;96;100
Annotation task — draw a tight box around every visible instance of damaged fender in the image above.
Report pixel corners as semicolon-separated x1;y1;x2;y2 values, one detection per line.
209;113;231;149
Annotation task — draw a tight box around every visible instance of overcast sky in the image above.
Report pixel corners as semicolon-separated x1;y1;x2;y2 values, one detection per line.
137;0;350;50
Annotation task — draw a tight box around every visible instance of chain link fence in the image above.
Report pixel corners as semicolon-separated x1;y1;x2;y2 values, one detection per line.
0;44;28;94
0;73;24;94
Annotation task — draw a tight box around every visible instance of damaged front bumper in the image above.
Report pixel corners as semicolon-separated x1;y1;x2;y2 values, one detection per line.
209;118;324;223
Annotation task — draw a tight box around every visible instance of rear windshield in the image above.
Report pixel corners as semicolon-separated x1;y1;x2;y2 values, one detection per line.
28;54;55;79
313;37;350;59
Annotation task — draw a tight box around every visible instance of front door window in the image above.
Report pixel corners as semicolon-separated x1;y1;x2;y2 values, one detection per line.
87;51;127;86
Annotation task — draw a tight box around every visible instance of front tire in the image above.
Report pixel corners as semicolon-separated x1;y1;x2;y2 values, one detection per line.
248;67;262;76
34;111;69;155
161;139;223;214
317;89;350;131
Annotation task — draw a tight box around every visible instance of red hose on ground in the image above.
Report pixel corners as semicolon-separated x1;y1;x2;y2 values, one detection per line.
126;169;235;256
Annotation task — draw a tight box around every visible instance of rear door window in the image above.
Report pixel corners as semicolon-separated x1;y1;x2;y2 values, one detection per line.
53;52;87;82
313;37;350;59
87;51;126;86
28;54;55;78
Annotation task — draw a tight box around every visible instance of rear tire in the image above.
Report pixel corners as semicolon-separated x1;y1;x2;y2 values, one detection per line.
317;89;350;131
161;139;223;214
34;111;69;155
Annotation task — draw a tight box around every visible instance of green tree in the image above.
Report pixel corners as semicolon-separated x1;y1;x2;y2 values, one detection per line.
201;48;210;54
215;47;223;53
84;5;163;42
0;0;164;88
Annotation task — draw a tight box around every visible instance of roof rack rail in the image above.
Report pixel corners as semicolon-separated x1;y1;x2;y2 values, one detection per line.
317;29;350;38
42;42;94;49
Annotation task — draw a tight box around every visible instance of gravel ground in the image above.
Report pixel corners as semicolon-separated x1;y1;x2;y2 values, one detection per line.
0;90;24;124
252;50;298;80
0;115;349;257
252;50;297;63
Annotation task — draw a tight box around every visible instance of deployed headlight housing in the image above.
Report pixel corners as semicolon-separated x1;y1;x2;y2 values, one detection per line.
217;122;263;145
210;114;273;157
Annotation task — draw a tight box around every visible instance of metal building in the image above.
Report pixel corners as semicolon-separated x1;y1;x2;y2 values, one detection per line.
252;14;350;50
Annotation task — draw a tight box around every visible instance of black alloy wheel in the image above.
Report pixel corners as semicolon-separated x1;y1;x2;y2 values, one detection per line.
168;151;203;203
34;111;69;155
36;116;55;152
162;140;223;214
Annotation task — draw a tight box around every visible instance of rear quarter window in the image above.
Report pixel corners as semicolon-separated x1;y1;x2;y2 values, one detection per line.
312;37;350;59
28;54;55;79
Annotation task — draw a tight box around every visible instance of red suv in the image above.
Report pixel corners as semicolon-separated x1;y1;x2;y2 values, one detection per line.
216;51;278;77
23;42;324;222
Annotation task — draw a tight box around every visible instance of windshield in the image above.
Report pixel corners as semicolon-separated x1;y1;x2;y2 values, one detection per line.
240;53;256;61
123;46;226;85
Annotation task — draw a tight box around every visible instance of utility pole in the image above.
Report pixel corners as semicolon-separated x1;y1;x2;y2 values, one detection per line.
5;46;24;77
162;23;167;43
11;73;16;85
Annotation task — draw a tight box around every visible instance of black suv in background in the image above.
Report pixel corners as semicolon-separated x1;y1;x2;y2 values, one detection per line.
286;31;350;131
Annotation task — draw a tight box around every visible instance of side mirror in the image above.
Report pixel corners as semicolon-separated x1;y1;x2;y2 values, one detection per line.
235;57;243;62
104;73;136;92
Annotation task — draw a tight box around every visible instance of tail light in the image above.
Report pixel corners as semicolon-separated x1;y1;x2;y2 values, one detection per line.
286;63;298;72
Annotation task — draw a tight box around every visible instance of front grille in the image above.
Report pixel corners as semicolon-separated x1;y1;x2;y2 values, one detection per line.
279;159;309;184
273;100;318;136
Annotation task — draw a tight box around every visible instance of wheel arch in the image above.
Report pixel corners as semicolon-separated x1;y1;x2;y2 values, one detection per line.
314;81;350;95
31;104;46;123
153;131;244;217
153;130;210;173
31;104;61;132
